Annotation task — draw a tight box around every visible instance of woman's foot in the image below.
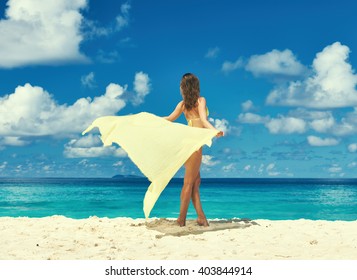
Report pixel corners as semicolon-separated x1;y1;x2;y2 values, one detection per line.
176;217;186;227
197;217;209;227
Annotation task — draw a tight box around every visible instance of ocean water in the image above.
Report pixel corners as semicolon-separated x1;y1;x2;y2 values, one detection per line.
0;178;357;221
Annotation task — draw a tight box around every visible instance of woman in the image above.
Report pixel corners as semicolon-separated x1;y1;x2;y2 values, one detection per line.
164;73;224;227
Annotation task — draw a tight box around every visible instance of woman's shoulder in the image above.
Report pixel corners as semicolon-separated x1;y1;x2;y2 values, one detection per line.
174;100;183;106
197;96;207;105
177;100;185;111
177;100;184;107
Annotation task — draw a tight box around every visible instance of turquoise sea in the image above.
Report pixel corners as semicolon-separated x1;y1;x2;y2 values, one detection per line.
0;178;357;221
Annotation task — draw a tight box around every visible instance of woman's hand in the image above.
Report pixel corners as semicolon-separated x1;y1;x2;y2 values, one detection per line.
216;131;224;137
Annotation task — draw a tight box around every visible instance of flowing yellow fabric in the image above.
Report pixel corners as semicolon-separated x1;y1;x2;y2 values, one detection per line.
82;112;218;218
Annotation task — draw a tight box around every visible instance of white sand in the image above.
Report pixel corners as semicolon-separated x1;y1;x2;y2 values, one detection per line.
0;216;356;260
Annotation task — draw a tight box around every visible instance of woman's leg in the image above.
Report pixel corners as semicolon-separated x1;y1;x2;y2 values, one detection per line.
191;172;209;226
177;148;202;227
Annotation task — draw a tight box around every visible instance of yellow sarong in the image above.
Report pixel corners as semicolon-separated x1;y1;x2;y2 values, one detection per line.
82;112;218;218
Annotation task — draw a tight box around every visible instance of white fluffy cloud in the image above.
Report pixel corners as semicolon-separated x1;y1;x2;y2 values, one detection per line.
0;136;29;146
246;49;306;78
208;118;230;134
267;42;357;108
132;71;151;105
0;82;127;138
202;155;219;166
287;108;335;133
328;164;343;174
241;100;255;112
333;109;357;136
265;116;306;134
221;58;243;73
0;0;89;68
309;116;335;133
0;72;151;145
238;112;268;124
348;143;357;153
222;49;305;78
239;110;309;134
230;43;357;152
239;106;357;140
307;136;339;146
64;134;127;158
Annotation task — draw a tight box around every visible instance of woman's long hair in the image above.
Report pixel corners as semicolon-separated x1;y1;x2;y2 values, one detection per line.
180;73;200;110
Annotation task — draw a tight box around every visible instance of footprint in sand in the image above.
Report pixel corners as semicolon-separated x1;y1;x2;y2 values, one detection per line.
309;240;318;245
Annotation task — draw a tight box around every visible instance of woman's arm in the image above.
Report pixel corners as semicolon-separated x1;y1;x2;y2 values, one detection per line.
163;101;184;122
198;97;224;137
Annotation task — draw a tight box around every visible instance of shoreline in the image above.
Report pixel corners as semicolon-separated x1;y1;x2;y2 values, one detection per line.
1;216;356;260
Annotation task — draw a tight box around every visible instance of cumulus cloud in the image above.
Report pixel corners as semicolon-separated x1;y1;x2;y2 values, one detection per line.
307;136;339;146
81;72;96;88
64;134;127;158
348;143;357;153
234;43;357;143
208;118;230;134
291;107;357;137
332;121;357;136
238;110;316;135
0;72;150;141
132;71;151;106
0;82;127;138
265;116;306;134
267;42;357;108
0;0;89;68
205;47;220;59
221;58;243;73
330;109;357;136
0;72;150;146
328;164;342;174
241;100;255;112
288;108;337;134
0;136;29;146
246;49;306;79
240;105;357;141
0;1;132;68
202;155;219;166
238;113;268;124
309;116;335;133
222;49;306;78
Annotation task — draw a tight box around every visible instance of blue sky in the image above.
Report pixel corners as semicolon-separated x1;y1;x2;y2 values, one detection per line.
1;0;357;178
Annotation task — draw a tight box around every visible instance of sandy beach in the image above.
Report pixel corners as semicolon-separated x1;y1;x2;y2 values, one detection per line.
0;216;356;260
